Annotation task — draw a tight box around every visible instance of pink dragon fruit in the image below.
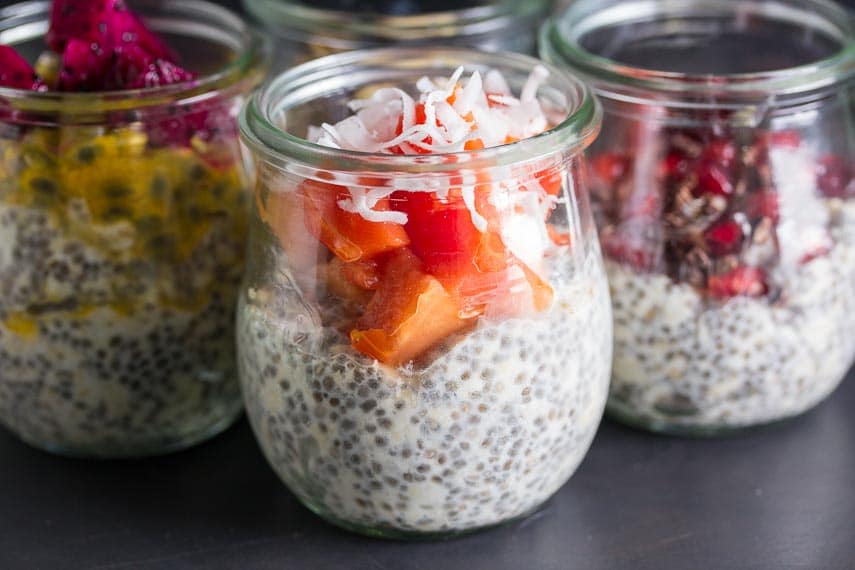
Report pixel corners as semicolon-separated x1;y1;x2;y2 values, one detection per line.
0;45;46;90
48;0;172;59
51;0;193;91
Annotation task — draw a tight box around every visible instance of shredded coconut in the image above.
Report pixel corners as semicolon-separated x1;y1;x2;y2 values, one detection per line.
308;65;554;233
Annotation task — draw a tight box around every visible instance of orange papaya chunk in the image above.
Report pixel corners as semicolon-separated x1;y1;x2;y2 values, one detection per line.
324;257;373;306
299;179;409;262
350;249;471;365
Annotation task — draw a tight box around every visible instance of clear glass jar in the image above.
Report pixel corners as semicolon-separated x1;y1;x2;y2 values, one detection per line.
242;0;550;72
0;0;266;457
543;0;855;435
238;47;610;538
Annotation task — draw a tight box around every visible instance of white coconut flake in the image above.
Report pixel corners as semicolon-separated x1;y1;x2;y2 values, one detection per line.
484;69;512;95
521;65;549;103
306;64;556;235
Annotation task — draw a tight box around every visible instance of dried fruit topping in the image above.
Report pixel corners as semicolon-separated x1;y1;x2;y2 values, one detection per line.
694;162;734;197
0;46;46;90
264;66;560;365
816;155;852;199
592;123;849;301
708;266;768;299
703;218;743;257
590;153;628;186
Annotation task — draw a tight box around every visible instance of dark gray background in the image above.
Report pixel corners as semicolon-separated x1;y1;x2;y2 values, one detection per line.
1;370;853;569
1;0;854;568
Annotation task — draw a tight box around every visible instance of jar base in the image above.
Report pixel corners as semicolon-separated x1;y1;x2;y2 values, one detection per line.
6;403;244;459
296;495;550;541
605;398;819;438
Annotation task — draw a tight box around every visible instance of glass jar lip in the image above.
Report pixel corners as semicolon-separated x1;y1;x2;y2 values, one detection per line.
0;0;268;115
239;47;602;176
542;0;855;102
242;0;549;43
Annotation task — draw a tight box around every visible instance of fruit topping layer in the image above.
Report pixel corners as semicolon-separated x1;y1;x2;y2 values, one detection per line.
260;66;569;366
589;124;853;301
1;0;194;92
0;0;247;318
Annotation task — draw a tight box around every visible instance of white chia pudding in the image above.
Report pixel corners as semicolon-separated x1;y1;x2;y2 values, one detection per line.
607;200;855;432
0;205;244;455
238;254;612;535
0;129;249;456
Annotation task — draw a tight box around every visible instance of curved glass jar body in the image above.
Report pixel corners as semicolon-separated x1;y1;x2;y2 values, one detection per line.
543;0;855;435
242;0;549;72
0;0;266;457
238;48;610;538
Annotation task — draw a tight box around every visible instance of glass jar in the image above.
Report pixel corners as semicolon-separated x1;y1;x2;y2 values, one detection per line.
242;0;550;72
238;47;610;538
543;0;855;435
0;0;266;457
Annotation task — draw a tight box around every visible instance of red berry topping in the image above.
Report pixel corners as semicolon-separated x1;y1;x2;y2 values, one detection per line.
767;130;801;149
601;233;657;271
704;218;743;257
590;153;628;186
816;155;851;199
703;137;737;169
659;151;690;179
694;162;734;197
708;266;768;299
744;190;780;223
0;45;45;90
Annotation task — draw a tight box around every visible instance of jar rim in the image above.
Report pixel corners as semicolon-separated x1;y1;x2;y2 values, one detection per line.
0;0;268;115
541;0;855;102
239;47;602;176
242;0;549;44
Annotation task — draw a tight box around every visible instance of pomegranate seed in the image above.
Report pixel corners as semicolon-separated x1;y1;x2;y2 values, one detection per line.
768;130;801;149
590;153;628;186
703;137;737;169
708;266;768;299
694;162;734;197
704;218;743;257
601;234;655;270
659;151;690;179
799;244;831;265
744;190;780;223
816;155;851;198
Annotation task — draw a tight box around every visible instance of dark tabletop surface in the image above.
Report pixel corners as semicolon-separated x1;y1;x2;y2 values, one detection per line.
0;369;853;569
2;0;855;568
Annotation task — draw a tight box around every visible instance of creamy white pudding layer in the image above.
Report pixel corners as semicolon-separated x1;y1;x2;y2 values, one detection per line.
238;254;612;534
607;216;855;431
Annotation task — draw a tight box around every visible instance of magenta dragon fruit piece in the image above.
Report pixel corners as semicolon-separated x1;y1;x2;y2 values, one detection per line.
48;0;172;59
52;0;194;91
0;45;46;90
112;45;196;89
58;38;112;91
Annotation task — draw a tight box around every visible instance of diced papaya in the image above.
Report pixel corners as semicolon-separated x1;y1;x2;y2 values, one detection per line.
537;168;563;196
394;190;507;280
256;180;322;284
341;257;382;290
450;258;554;319
299;179;409;262
547;224;571;247
464;138;485;151
350;248;471;365
324;257;373;305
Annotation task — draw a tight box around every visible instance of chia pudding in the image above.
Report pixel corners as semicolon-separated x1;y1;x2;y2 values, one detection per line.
0;0;264;456
239;252;611;534
238;51;611;536
543;0;855;435
589;128;855;433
